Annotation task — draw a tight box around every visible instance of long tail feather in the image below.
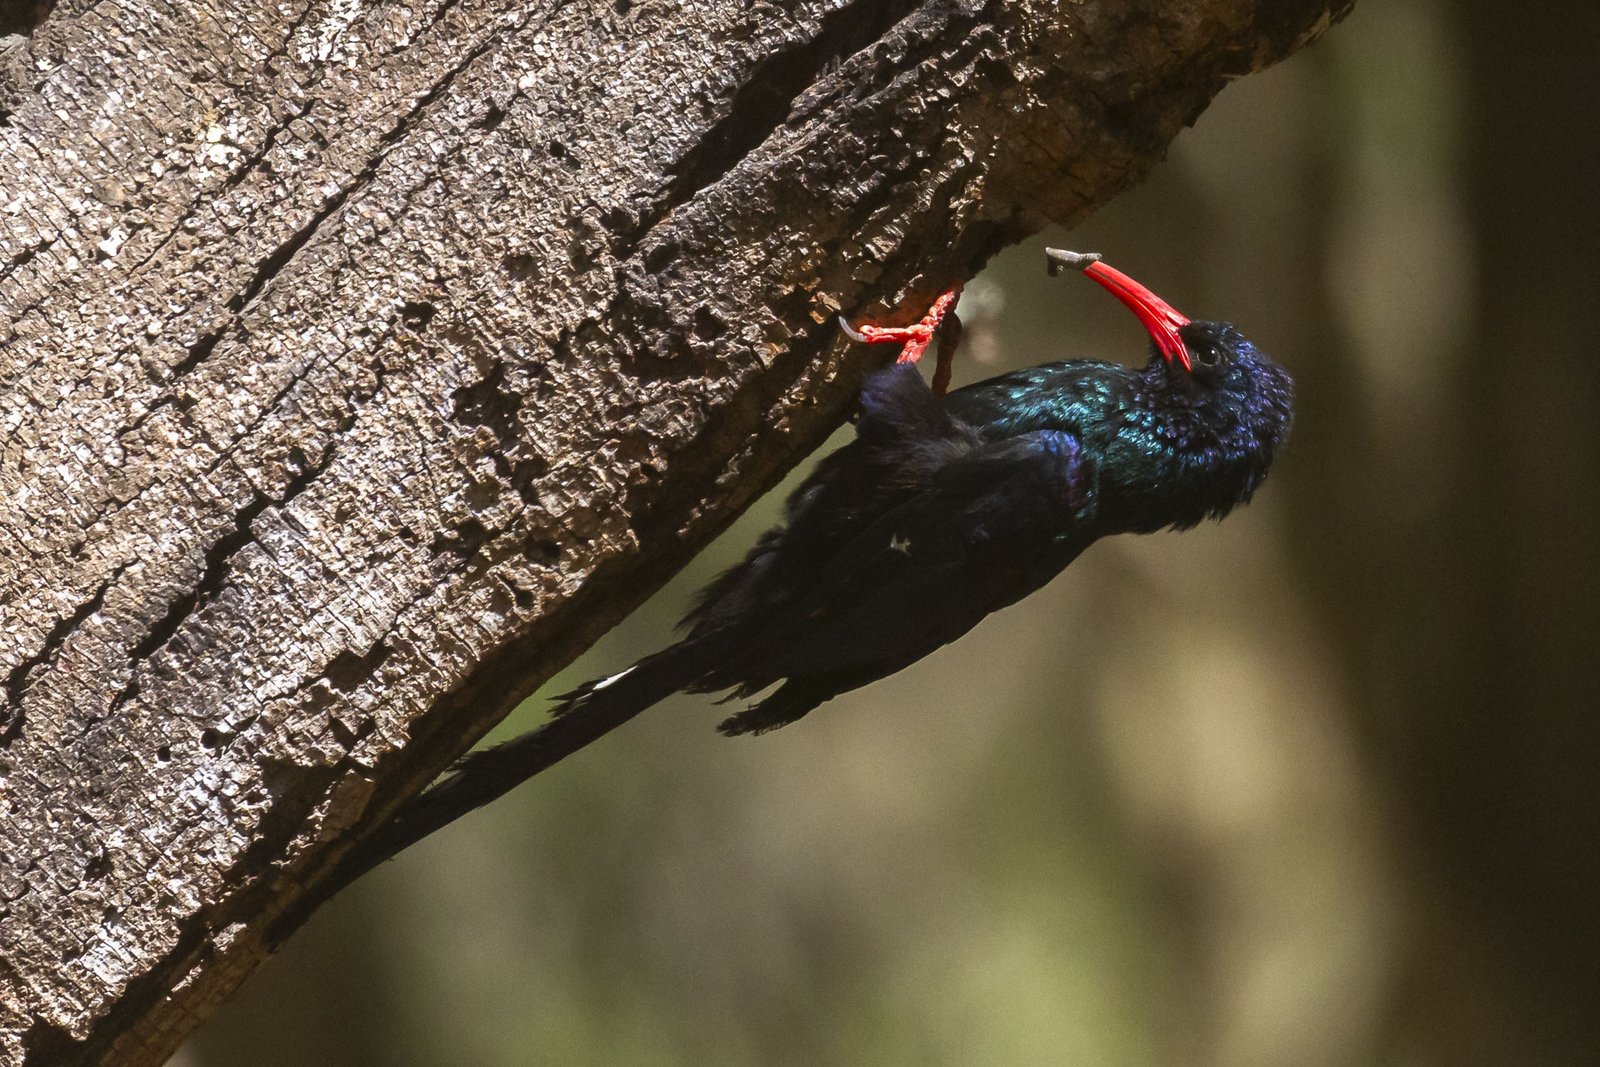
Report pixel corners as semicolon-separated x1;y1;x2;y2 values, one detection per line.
318;639;716;898
716;679;827;736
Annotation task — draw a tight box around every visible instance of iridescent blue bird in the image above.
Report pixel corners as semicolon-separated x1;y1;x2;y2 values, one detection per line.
557;249;1293;734
328;249;1293;887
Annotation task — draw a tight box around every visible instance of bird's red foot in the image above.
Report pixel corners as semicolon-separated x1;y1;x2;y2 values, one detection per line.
840;285;963;395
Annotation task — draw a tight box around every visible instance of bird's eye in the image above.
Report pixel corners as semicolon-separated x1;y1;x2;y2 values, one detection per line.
1192;345;1221;368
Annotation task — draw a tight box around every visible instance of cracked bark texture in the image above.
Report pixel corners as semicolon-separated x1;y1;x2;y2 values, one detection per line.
0;0;1349;1062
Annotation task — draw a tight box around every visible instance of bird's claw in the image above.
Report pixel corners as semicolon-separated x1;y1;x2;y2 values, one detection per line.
837;316;870;344
836;317;934;353
840;285;964;395
839;286;962;366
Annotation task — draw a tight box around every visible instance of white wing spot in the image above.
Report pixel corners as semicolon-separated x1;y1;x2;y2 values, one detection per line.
889;534;912;555
592;665;637;691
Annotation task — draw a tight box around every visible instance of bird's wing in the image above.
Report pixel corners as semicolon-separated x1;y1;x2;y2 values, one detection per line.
681;364;978;634
702;428;1095;694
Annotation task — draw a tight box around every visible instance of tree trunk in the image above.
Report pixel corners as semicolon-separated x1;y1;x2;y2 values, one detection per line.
0;0;1349;1062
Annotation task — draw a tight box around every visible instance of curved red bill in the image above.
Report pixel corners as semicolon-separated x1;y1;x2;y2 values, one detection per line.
1047;249;1193;371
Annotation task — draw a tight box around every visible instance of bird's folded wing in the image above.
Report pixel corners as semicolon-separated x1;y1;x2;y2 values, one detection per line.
681;364;978;635
708;429;1094;688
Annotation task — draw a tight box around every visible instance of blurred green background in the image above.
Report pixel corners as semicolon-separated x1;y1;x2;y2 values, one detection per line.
180;1;1600;1063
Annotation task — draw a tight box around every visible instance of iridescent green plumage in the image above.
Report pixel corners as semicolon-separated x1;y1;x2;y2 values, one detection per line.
946;321;1292;533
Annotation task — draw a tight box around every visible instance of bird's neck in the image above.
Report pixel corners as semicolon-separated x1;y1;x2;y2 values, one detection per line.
1113;359;1286;532
1084;362;1264;533
949;358;1279;534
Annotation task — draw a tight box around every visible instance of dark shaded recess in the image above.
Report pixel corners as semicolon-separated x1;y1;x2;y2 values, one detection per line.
325;640;394;693
327;715;376;749
22;1017;81;1067
83;848;112;881
2;564;127;745
502;575;537;611
0;239;43;280
693;305;727;340
521;536;561;565
614;0;922;259
451;361;550;501
400;299;437;331
126;493;285;665
430;517;494;559
450;361;523;448
0;0;55;37
473;102;506;132
171;332;222;378
503;252;538;280
507;456;550;505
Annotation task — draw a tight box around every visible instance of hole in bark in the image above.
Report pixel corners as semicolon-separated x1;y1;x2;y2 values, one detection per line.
613;0;633;13
328;715;375;750
450;361;523;445
511;455;549;505
548;140;567;159
504;252;538;280
474;103;506;131
328;717;356;749
155;745;172;762
568;238;596;272
431;518;493;558
22;1018;78;1061
401;300;437;331
84;849;111;880
199;727;225;749
522;536;561;565
325;641;392;692
693;306;727;340
302;683;337;714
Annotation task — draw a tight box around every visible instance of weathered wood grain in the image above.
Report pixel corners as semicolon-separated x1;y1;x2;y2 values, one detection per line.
0;0;1349;1062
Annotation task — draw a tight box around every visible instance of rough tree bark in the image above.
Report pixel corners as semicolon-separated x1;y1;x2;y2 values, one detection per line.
0;0;1349;1062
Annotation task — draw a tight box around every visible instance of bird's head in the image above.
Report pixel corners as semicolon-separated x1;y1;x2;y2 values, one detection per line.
1046;248;1294;523
1170;318;1295;459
